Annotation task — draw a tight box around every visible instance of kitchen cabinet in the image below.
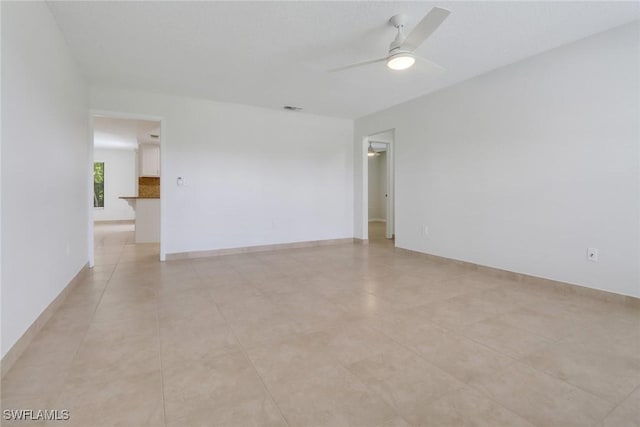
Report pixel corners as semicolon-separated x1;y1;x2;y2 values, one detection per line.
139;143;160;177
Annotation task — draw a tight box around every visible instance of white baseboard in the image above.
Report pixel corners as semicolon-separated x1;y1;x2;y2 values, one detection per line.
94;219;134;224
1;263;90;377
397;247;640;307
166;237;356;260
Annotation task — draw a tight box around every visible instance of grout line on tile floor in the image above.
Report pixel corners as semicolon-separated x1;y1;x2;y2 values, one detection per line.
600;382;639;422
197;263;294;427
216;308;293;426
154;285;169;427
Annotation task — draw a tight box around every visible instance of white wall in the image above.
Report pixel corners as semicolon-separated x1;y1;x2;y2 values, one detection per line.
91;88;354;256
355;22;640;298
1;2;89;357
93;149;136;221
368;153;386;221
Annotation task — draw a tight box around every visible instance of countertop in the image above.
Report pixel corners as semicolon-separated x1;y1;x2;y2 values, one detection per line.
119;196;160;199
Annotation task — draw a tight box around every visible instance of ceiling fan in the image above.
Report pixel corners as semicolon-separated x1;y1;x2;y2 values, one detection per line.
330;7;451;73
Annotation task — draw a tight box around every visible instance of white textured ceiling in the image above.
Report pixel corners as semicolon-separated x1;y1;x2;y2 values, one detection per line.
94;117;160;150
49;1;639;119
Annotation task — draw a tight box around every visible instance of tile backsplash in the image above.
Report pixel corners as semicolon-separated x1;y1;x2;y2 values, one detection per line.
138;177;160;197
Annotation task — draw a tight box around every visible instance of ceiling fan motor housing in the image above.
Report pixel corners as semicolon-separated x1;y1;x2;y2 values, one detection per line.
389;14;409;53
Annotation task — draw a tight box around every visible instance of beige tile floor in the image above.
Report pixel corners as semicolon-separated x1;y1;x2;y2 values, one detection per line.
2;221;639;426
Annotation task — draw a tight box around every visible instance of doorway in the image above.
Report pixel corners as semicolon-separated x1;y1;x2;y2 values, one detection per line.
365;129;395;242
89;111;165;266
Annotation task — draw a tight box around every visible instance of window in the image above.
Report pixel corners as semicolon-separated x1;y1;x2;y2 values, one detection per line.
94;162;104;208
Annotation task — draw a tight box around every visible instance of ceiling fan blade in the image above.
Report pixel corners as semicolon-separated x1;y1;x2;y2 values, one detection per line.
414;55;446;73
329;57;387;72
402;7;451;51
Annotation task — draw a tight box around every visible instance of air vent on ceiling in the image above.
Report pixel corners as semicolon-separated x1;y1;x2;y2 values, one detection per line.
283;105;303;111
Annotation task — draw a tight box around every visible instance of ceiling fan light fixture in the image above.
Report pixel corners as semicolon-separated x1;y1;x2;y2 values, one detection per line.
387;52;415;71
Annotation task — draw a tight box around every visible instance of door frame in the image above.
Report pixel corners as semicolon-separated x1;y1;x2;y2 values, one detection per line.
362;129;395;241
88;110;166;266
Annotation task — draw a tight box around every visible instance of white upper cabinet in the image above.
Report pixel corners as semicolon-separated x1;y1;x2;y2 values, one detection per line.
139;143;160;177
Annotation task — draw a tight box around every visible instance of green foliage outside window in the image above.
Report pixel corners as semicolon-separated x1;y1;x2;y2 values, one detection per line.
94;162;104;208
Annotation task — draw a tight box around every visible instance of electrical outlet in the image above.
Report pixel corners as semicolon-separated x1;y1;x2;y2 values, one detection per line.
587;247;598;262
